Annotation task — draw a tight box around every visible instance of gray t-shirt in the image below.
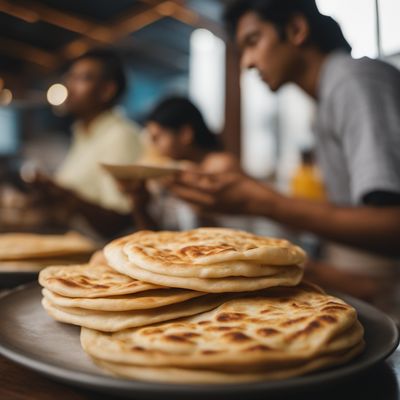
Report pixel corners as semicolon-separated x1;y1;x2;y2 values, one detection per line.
314;51;400;205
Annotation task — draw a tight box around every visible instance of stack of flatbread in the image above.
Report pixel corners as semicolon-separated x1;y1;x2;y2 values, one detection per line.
0;232;96;272
39;228;364;383
103;228;305;292
39;263;235;332
81;283;364;383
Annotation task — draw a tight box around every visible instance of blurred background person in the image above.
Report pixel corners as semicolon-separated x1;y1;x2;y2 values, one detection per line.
31;49;143;239
118;96;241;231
143;96;238;173
0;0;399;313
170;0;400;318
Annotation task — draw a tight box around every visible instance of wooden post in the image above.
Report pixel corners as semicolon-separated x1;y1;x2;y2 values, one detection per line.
222;41;241;161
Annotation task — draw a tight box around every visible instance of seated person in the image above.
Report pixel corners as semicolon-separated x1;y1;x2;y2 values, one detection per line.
167;0;400;318
118;96;241;230
31;49;142;238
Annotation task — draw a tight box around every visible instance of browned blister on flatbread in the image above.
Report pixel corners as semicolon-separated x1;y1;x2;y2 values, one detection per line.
81;283;363;370
39;263;162;298
104;232;304;292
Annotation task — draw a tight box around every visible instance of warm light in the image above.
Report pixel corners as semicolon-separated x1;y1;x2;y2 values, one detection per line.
47;83;68;106
379;0;400;55
0;78;4;91
0;89;13;106
189;29;226;133
316;0;377;58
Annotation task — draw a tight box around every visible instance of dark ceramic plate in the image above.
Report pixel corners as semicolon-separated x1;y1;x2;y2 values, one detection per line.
0;283;398;399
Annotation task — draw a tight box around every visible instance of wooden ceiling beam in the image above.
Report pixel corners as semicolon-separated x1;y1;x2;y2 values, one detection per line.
0;37;57;69
0;0;114;43
59;2;168;59
0;0;226;71
140;0;226;39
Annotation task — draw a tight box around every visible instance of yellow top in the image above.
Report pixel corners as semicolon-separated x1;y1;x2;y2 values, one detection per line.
56;110;142;213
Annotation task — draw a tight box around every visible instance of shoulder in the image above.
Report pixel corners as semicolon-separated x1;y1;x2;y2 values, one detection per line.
201;152;241;174
102;112;142;144
327;53;399;80
322;53;400;98
112;112;141;136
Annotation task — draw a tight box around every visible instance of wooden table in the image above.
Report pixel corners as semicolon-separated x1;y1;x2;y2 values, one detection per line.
1;348;400;400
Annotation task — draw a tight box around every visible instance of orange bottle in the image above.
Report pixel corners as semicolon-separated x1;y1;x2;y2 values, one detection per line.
290;149;326;201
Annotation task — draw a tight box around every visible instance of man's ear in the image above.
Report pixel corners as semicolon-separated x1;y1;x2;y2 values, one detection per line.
179;125;194;146
286;14;310;47
100;81;118;104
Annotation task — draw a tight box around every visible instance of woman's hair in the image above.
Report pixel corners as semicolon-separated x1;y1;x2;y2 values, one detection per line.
224;0;352;54
146;96;222;151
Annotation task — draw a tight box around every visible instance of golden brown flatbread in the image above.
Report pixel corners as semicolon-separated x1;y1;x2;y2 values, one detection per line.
42;292;235;332
122;228;307;269
39;263;162;298
105;236;303;293
80;283;361;368
0;253;92;272
92;341;365;384
0;231;96;260
42;287;205;311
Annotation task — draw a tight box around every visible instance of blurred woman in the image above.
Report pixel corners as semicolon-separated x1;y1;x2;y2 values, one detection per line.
144;96;238;173
120;96;241;230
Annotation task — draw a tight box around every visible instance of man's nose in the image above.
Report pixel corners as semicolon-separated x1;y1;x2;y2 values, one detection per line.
240;51;256;70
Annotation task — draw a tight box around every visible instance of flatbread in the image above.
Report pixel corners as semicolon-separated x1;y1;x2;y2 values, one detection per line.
125;254;288;278
122;230;302;279
80;283;361;368
105;241;303;292
42;287;205;311
39;263;162;298
92;341;365;384
0;254;92;272
42;293;235;332
121;229;307;269
0;231;96;260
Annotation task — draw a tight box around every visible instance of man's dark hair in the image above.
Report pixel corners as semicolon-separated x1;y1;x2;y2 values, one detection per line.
224;0;352;54
147;96;222;151
71;48;127;105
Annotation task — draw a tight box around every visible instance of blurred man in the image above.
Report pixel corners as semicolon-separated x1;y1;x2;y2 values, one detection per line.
171;0;400;258
35;49;142;237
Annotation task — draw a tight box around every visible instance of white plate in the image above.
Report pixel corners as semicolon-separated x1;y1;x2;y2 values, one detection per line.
0;284;398;399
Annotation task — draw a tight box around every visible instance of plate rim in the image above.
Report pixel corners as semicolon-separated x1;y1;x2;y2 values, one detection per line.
0;283;398;395
100;162;183;178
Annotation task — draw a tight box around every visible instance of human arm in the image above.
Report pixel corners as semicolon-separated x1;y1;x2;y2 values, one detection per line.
189;151;243;226
169;66;400;255
200;152;242;174
170;171;400;257
117;179;159;231
31;174;130;238
304;260;386;301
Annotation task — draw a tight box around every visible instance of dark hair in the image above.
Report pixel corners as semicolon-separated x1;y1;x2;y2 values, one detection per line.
224;0;352;54
71;48;127;104
146;97;221;151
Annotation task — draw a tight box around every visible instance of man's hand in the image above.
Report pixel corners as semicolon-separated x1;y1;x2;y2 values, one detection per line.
25;172;131;237
116;179;151;209
29;172;77;208
169;171;280;215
